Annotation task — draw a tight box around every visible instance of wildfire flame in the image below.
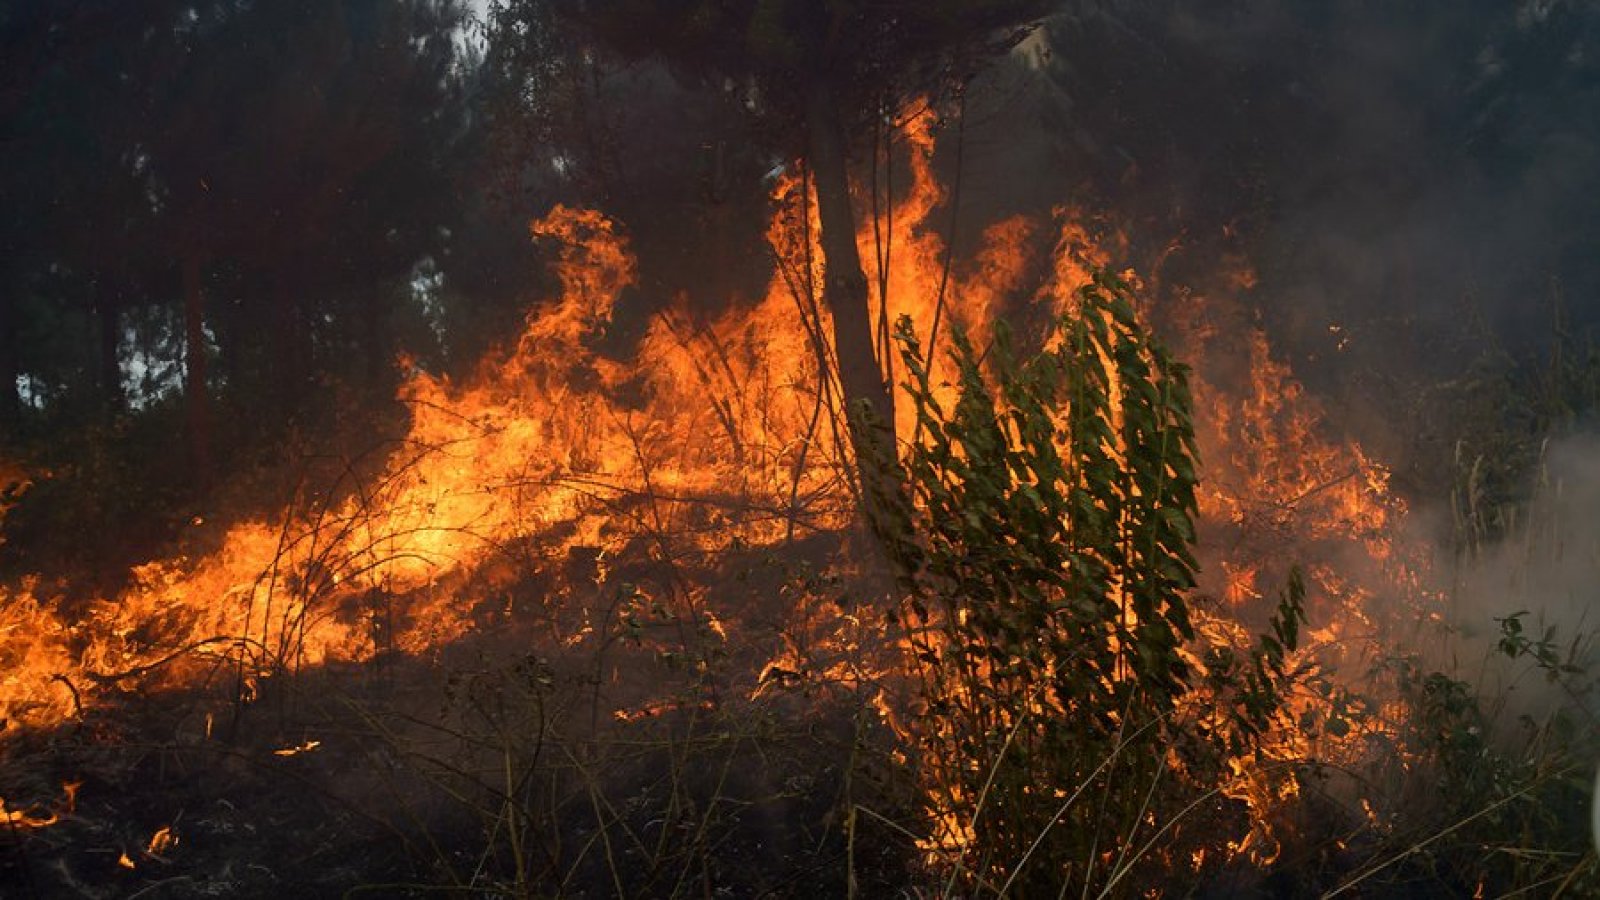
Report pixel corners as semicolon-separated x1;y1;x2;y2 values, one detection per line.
147;823;178;858
0;108;1435;864
0;780;78;831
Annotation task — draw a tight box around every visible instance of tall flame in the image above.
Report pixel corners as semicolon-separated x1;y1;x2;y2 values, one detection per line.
0;110;1436;864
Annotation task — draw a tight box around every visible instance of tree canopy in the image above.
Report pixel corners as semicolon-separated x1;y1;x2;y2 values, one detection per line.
0;0;487;574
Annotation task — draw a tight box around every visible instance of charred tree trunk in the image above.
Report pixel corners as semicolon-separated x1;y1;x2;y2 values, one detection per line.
0;292;20;434
364;281;390;392
272;272;313;424
181;252;212;484
94;275;123;413
803;79;901;528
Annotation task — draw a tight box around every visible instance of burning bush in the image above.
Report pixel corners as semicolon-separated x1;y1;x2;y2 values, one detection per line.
883;270;1304;893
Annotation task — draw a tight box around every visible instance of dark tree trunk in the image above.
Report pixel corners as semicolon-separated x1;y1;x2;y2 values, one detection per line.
803;79;899;516
364;281;389;392
272;272;313;423
181;252;212;483
0;292;20;435
94;275;123;412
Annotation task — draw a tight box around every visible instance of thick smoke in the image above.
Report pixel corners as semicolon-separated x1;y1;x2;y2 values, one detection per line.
534;2;1600;414
1436;432;1600;723
928;0;1600;526
516;3;1600;699
958;0;1600;393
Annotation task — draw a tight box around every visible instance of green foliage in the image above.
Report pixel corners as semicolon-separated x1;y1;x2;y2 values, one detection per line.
0;0;484;570
1201;569;1309;754
1358;648;1600;897
882;271;1304;893
1444;298;1600;553
1495;610;1586;679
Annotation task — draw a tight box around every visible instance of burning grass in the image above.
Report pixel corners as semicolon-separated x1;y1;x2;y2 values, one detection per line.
3;111;1598;896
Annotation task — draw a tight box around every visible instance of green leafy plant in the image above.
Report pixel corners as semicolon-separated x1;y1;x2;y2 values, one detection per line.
881;270;1305;894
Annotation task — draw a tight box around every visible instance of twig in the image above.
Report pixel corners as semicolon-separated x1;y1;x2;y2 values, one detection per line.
128;875;195;899
1321;771;1571;899
925;88;968;363
48;673;82;719
83;635;273;684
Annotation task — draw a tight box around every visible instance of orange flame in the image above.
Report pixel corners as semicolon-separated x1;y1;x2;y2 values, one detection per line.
0;780;78;831
0;107;1440;867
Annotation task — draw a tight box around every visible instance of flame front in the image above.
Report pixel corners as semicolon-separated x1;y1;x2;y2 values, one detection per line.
0;110;1435;866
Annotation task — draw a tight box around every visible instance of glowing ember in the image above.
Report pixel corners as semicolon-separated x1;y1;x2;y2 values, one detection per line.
0;797;58;830
0;781;77;831
147;824;178;858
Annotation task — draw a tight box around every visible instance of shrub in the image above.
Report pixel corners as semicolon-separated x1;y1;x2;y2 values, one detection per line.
881;271;1304;894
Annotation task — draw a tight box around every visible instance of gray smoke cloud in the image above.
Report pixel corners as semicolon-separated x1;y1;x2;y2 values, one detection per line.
939;0;1600;507
958;0;1600;355
1435;433;1600;725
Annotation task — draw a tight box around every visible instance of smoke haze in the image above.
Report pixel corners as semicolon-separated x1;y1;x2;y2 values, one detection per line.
1440;433;1600;721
